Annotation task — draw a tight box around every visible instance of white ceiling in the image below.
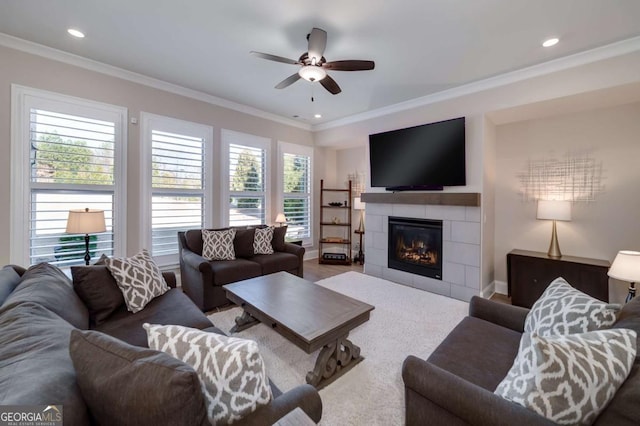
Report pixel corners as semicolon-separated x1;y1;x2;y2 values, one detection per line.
1;0;640;126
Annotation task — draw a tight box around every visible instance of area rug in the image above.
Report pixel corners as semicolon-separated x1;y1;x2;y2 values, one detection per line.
207;271;468;425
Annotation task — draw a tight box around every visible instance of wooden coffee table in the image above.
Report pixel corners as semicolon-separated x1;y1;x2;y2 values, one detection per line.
223;272;374;389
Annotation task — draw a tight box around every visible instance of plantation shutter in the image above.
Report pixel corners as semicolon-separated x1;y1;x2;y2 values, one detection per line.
229;143;266;226
29;109;116;266
151;130;205;256
283;152;311;239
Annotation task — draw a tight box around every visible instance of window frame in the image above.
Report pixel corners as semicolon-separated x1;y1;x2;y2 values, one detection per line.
277;141;313;245
140;112;214;267
10;84;127;266
221;129;271;227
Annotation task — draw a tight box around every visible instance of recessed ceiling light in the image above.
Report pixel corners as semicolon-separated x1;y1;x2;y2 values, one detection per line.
67;28;85;38
314;114;322;119
542;37;559;47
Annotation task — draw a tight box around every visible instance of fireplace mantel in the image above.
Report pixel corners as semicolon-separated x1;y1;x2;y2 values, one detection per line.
361;192;480;207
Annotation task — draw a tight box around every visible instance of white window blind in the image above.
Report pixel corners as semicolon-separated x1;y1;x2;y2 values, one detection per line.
228;143;266;226
282;151;312;240
151;129;205;256
29;109;116;266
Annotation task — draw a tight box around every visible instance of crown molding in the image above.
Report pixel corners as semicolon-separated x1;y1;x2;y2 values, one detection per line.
313;35;640;132
0;32;312;131
3;31;639;135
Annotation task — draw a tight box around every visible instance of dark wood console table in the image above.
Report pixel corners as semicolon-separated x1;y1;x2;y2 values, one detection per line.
507;249;610;308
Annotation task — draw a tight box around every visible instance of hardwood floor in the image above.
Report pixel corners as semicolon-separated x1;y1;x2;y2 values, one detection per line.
304;259;512;304
303;259;363;282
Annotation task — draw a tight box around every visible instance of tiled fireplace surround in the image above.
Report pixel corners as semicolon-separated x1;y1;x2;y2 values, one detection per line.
362;194;481;302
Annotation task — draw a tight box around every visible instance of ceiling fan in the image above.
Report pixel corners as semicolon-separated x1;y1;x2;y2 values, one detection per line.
250;27;375;95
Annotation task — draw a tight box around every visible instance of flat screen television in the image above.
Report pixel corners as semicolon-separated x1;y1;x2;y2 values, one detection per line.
369;117;466;190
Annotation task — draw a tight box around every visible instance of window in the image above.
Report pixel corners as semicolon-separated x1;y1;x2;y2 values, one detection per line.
11;85;127;267
278;141;313;243
222;130;270;227
141;113;213;265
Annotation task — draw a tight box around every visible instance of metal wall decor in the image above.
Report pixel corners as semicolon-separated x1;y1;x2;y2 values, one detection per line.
346;170;365;197
518;150;604;202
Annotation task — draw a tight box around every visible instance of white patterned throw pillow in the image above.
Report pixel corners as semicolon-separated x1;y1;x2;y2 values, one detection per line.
202;228;236;260
253;226;274;255
495;329;637;425
143;324;272;425
104;249;169;313
525;277;620;337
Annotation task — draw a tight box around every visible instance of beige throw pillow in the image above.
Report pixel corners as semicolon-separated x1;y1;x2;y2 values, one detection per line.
495;329;636;425
202;228;236;260
525;277;620;337
144;323;272;425
104;249;168;313
253;226;274;255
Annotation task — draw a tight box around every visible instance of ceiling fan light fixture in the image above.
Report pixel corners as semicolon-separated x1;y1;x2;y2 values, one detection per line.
298;65;327;82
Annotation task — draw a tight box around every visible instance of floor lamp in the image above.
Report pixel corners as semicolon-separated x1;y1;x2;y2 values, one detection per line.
608;250;640;303
66;208;106;265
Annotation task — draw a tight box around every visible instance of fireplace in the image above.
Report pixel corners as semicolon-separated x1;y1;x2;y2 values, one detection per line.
388;217;443;280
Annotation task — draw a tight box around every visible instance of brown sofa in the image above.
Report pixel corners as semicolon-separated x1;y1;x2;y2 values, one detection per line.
179;227;305;311
0;263;322;426
402;295;640;425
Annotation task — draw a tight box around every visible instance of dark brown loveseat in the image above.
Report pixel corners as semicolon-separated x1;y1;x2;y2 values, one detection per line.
0;263;322;426
179;226;305;311
402;296;640;425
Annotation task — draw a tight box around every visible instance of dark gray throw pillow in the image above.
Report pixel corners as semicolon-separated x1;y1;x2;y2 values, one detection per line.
234;227;256;258
2;263;89;329
0;266;22;305
69;329;209;426
272;225;288;252
71;265;125;326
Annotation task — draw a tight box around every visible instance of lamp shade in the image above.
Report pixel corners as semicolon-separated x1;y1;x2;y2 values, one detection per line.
608;251;640;282
66;209;106;234
298;65;327;82
353;197;365;211
275;213;286;224
536;200;571;221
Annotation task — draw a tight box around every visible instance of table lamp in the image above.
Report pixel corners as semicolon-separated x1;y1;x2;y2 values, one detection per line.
353;197;365;233
608;250;640;303
275;212;286;227
66;208;106;265
536;200;571;259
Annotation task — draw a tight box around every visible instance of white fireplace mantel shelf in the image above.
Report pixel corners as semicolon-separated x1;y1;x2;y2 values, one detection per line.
360;192;481;207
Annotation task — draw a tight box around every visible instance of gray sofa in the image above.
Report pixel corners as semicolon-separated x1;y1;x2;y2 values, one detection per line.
402;296;640;425
179;226;305;311
0;262;322;426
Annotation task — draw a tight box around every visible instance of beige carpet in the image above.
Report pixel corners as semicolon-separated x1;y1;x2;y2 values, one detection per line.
208;271;468;425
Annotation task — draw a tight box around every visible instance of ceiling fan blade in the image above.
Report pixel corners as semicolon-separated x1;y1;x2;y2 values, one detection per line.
323;60;375;71
250;51;300;65
320;74;341;95
275;73;302;89
307;28;327;62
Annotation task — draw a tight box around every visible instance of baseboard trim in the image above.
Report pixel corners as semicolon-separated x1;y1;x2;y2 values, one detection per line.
304;249;319;261
482;281;496;299
494;280;508;295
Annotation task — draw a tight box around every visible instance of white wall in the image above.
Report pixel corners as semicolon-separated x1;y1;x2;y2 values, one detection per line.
494;102;640;303
324;49;640;299
0;44;314;264
481;117;497;296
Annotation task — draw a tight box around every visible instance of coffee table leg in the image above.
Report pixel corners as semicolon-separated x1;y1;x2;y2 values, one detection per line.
230;310;259;333
306;335;362;389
